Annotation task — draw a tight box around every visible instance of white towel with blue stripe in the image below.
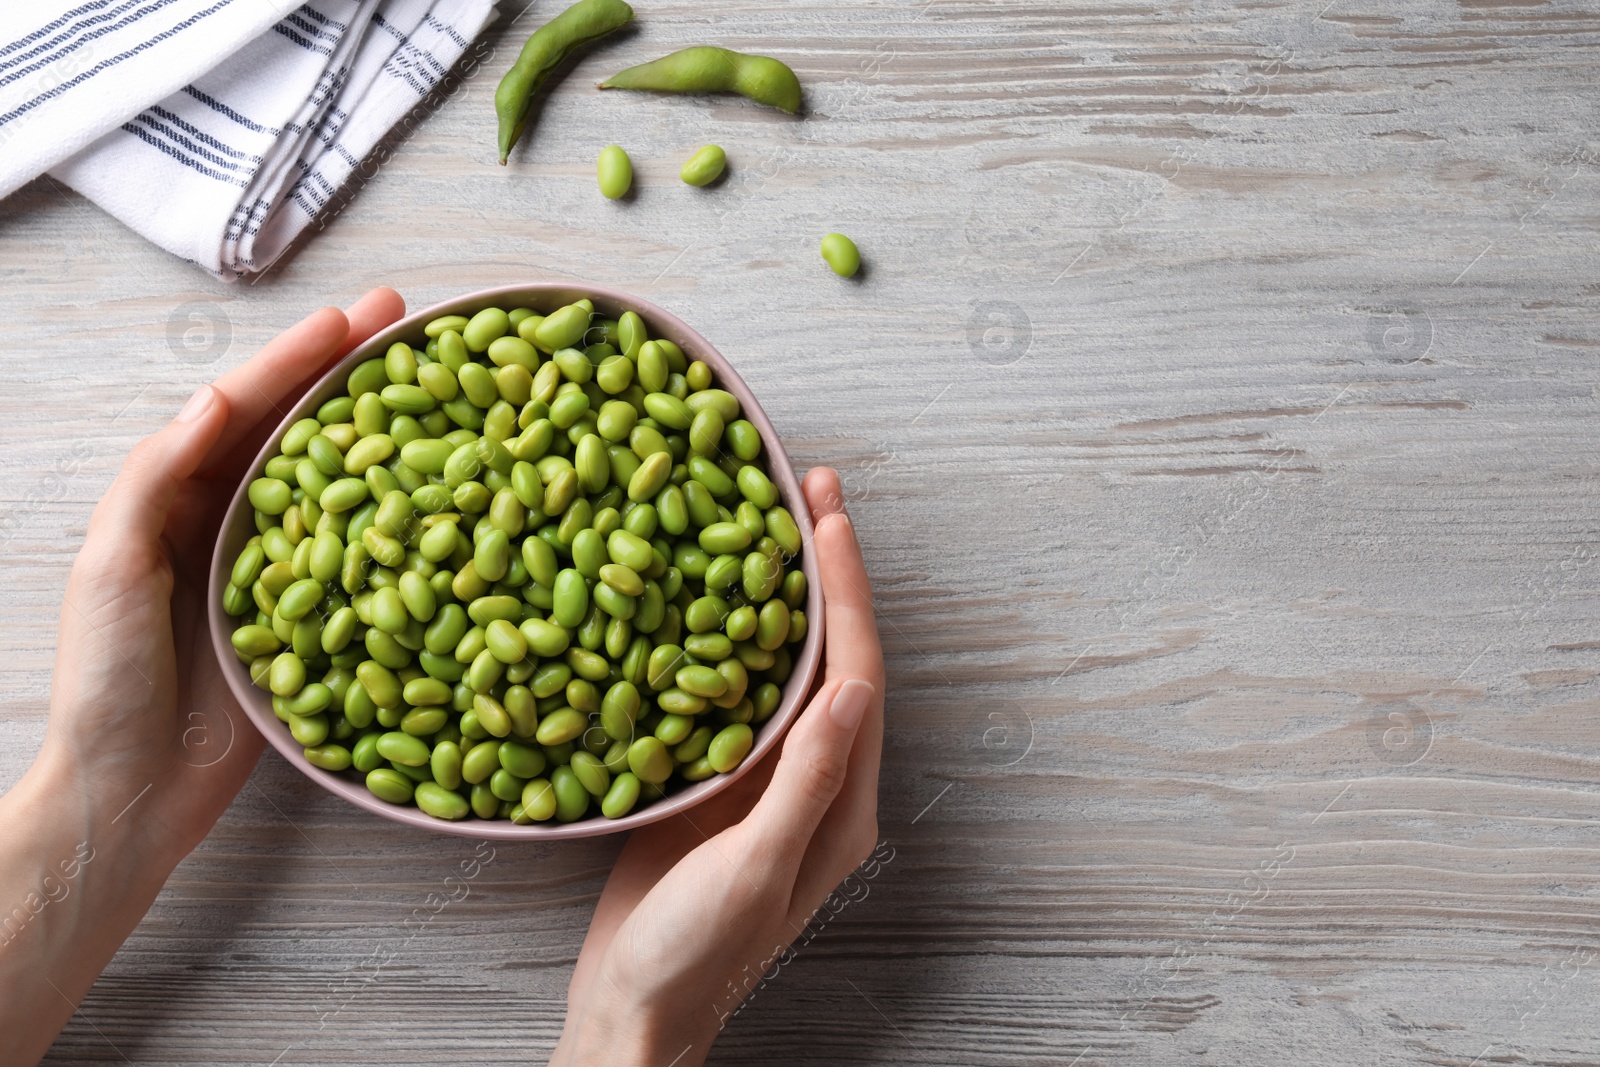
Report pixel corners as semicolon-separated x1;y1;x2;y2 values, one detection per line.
0;0;293;202
32;0;495;276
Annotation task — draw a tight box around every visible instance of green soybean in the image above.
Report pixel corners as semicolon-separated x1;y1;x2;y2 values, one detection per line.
820;232;861;277
600;46;802;114
597;145;633;199
680;144;726;186
495;0;636;163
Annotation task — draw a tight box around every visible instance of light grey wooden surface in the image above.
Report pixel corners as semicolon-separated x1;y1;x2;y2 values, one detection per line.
7;0;1600;1063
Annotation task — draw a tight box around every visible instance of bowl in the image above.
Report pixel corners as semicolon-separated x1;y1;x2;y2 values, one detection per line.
207;283;824;838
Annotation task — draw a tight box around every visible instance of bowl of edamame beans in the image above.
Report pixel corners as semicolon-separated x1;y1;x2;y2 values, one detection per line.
208;284;823;838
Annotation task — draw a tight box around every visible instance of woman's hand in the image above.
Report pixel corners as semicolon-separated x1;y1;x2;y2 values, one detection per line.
551;467;885;1067
0;288;406;1067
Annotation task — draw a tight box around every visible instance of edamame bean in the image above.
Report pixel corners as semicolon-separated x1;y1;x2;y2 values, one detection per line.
708;723;753;772
679;144;726;186
597;145;633;199
820;232;861;277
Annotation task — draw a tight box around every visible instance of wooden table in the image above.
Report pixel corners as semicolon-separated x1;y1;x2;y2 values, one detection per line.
7;0;1600;1062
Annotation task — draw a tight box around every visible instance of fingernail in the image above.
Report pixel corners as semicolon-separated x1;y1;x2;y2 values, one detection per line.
176;384;216;424
829;679;874;731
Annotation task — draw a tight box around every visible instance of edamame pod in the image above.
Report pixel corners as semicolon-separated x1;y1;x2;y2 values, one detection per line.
599;46;802;114
495;0;637;164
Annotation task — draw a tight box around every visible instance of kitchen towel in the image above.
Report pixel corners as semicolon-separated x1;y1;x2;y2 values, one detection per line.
0;0;293;202
51;0;496;276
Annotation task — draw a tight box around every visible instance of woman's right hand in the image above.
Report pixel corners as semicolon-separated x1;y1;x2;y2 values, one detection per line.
551;467;886;1067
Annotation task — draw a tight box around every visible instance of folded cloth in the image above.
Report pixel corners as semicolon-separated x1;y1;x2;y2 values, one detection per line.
0;0;292;202
50;0;496;277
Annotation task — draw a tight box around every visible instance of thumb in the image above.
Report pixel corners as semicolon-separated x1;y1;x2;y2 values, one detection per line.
86;385;231;557
743;678;875;871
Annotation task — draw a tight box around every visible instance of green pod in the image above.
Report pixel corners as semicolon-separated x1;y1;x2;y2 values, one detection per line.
494;0;635;163
599;46;801;114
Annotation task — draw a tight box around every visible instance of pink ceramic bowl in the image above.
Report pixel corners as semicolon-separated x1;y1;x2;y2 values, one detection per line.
208;284;823;839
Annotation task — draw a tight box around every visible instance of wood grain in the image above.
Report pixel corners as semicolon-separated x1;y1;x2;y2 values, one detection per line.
6;0;1600;1062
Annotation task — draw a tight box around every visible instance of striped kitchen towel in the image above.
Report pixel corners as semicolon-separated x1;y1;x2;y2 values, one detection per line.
0;0;294;202
41;0;496;276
